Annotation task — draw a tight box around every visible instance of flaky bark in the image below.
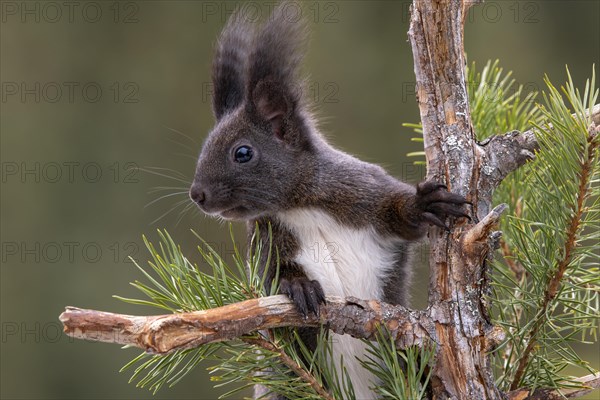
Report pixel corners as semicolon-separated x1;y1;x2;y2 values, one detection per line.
408;1;599;398
479;103;600;194
59;295;598;399
60;296;429;354
408;0;503;398
507;373;600;400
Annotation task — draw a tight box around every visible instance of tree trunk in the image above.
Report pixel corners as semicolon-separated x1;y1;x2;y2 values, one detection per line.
409;0;503;398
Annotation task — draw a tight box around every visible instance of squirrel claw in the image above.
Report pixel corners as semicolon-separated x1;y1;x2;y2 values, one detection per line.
422;211;449;231
417;181;447;195
416;180;470;228
280;277;325;318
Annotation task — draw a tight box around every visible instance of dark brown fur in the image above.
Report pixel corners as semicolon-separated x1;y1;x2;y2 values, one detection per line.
190;3;469;398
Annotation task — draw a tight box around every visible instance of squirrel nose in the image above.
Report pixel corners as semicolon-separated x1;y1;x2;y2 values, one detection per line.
189;184;206;205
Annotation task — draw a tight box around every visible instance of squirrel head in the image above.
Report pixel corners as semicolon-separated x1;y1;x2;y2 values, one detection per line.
190;3;317;220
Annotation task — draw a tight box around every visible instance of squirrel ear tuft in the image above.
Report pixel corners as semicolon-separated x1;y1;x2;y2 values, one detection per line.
252;80;290;138
212;11;255;120
246;2;307;124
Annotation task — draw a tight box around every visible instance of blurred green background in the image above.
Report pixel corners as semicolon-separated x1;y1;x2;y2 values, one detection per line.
1;1;598;399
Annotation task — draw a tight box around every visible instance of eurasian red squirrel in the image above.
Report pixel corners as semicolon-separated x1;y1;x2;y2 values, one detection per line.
190;3;469;398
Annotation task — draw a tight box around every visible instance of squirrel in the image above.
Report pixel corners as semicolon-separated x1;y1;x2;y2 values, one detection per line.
190;3;469;399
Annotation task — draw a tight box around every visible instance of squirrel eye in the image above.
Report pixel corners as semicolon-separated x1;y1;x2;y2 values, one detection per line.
234;145;253;163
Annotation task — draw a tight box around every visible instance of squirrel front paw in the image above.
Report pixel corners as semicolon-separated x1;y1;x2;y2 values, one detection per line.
280;277;326;317
415;181;471;230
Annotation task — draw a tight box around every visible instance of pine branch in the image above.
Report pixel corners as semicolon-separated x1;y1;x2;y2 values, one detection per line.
60;204;509;354
480;104;600;189
241;337;335;400
509;124;600;390
490;69;599;392
497;236;528;369
59;296;429;354
463;203;507;245
59;292;598;399
507;373;600;400
500;238;525;282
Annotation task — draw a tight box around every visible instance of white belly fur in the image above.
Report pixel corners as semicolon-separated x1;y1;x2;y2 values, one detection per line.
278;208;405;400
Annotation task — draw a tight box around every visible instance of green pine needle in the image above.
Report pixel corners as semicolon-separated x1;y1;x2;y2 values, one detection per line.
360;325;434;400
492;66;599;391
404;59;542;164
404;59;599;393
112;61;599;398
114;226;358;398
